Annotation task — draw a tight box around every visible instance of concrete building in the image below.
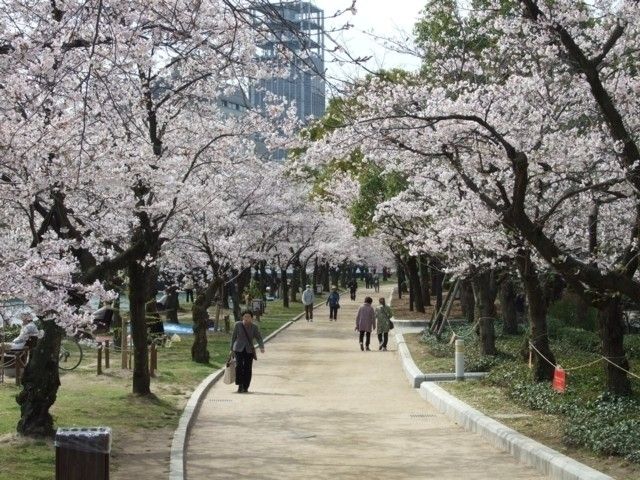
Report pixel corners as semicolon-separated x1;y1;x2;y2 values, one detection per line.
250;1;326;123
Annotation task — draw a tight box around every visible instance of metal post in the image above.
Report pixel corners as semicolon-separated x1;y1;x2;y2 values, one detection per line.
121;319;128;369
455;338;465;380
97;344;103;375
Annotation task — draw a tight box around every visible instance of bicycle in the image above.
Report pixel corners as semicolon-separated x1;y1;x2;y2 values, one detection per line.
58;336;83;371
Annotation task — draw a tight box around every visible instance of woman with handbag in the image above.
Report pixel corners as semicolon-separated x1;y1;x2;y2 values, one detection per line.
375;297;394;351
230;309;265;393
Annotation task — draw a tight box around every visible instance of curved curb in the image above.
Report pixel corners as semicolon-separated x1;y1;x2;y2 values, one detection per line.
420;383;613;480
394;329;429;387
391;323;612;480
394;329;488;387
169;308;310;480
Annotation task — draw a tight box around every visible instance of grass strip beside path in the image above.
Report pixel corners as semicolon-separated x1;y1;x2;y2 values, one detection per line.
0;299;305;480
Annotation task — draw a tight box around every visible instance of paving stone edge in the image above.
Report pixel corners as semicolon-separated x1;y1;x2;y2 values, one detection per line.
394;329;613;480
168;303;319;480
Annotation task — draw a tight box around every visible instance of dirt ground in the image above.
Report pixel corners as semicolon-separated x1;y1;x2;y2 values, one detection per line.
392;290;464;320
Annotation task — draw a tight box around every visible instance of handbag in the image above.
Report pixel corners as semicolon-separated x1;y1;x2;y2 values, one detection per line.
223;355;236;384
389;320;395;330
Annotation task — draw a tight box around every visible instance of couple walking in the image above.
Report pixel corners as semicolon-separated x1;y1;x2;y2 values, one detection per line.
354;297;393;351
303;285;341;321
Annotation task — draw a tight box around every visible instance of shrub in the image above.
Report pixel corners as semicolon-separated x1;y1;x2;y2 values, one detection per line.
419;332;453;357
548;294;598;331
509;381;571;414
564;393;640;463
624;334;640;360
557;327;600;352
466;351;502;372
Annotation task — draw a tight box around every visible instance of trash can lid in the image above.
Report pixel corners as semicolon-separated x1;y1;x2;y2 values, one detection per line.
55;427;112;454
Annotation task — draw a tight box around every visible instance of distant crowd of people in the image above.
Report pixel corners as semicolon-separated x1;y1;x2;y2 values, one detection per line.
227;275;394;394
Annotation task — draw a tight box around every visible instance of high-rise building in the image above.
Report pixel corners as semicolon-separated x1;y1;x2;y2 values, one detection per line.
250;1;326;123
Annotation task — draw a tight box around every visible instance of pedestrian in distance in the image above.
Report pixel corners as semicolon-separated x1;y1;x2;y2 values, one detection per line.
230;310;265;393
355;296;376;351
302;284;315;321
349;279;358;301
183;275;195;303
375;297;393;351
326;286;340;321
373;275;380;293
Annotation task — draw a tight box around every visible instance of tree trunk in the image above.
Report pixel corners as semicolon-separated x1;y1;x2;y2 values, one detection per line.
290;262;300;303
407;256;425;313
128;259;151;395
471;270;498;356
500;276;519;335
281;267;289;308
517;254;555;381
598;297;632;395
396;256;405;300
191;279;220;364
16;320;64;437
323;262;331;291
312;257;318;293
459;279;475;324
431;262;444;314
259;261;268;300
222;280;230;309
419;255;431;306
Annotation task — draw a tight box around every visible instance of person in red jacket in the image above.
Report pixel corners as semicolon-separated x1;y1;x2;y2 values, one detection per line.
355;297;376;351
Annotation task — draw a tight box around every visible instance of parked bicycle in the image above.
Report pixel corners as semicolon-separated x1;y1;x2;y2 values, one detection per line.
58;337;83;371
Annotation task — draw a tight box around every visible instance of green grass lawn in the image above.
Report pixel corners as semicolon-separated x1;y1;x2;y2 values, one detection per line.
0;298;306;480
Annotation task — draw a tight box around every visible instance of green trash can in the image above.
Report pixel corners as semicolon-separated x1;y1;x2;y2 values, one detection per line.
55;427;111;480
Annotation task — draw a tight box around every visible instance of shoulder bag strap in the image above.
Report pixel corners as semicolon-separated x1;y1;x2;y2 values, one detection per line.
240;323;254;352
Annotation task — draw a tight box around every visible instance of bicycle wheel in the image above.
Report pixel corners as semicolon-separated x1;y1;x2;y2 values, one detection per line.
59;338;83;371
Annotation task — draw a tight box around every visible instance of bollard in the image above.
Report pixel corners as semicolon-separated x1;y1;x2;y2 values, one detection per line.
455;338;465;380
104;341;110;369
97;344;103;375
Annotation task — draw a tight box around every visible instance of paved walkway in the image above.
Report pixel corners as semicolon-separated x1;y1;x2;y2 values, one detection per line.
186;284;544;479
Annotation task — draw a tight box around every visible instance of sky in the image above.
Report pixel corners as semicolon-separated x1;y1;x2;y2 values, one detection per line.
312;0;426;86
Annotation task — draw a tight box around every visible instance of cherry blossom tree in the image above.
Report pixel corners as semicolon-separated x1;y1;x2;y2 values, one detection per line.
300;0;639;394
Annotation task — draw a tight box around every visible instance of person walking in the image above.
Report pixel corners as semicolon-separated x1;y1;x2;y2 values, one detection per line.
375;297;393;351
302;284;315;321
230;310;265;393
326;287;340;321
183;275;195;303
355;296;376;351
349;279;358;301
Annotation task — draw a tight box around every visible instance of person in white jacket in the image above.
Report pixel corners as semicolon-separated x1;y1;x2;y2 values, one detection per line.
301;285;315;322
6;313;42;350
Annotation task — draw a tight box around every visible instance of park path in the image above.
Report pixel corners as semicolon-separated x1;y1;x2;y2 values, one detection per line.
185;284;544;479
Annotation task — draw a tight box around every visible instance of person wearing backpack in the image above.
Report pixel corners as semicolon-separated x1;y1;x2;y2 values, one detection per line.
326;287;340;321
